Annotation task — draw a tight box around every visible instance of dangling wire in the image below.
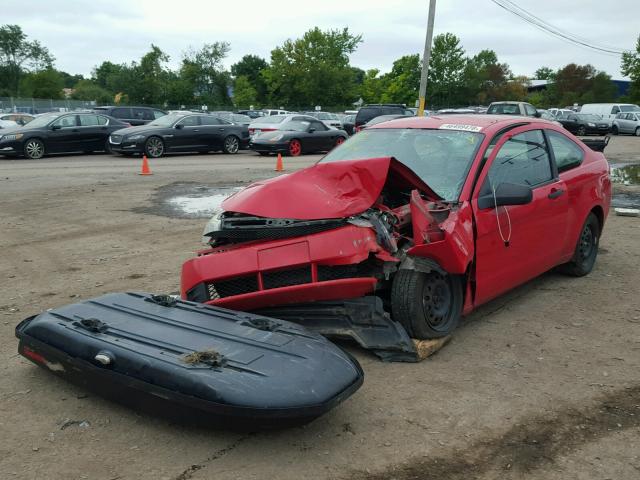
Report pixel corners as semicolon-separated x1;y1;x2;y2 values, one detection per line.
492;184;512;247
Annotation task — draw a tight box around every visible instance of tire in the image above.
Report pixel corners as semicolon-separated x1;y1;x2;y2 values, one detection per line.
222;135;240;154
104;140;112;154
611;125;619;135
391;269;463;339
333;136;346;148
635;127;640;137
559;213;600;277
23;138;45;159
288;139;302;157
144;136;164;158
577;126;586;136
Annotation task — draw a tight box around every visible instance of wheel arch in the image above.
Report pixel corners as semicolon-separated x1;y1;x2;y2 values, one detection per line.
589;204;604;234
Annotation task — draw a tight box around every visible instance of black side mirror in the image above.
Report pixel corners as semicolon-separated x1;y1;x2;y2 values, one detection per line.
478;182;533;209
308;128;316;133
51;124;61;130
175;124;183;129
534;111;541;118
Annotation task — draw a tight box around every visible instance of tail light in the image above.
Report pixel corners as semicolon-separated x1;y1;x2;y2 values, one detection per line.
249;128;255;135
21;346;47;364
124;122;132;127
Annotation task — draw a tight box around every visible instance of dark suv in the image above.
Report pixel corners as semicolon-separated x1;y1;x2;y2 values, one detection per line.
93;106;167;126
354;104;413;130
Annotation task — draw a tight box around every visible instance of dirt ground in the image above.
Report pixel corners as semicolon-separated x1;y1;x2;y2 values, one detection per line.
1;137;639;480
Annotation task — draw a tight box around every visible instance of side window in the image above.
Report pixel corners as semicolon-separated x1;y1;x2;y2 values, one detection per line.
311;120;328;131
111;108;131;119
547;130;584;173
201;116;226;125
153;110;166;119
177;116;200;127
485;130;553;189
52;115;77;128
525;104;537;116
611;106;620;114
78;114;101;126
96;115;108;125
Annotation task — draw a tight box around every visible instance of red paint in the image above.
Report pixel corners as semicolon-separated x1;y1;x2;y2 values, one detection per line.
182;116;611;319
21;346;47;365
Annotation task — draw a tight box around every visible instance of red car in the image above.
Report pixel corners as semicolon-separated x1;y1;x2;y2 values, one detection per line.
181;115;611;344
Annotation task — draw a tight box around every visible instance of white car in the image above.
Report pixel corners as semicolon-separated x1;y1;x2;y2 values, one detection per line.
304;112;343;130
248;114;317;139
0;119;18;129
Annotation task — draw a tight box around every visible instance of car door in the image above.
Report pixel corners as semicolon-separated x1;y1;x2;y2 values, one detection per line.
561;114;579;133
472;127;569;305
633;114;640;134
200;116;228;150
77;114;107;151
47;114;80;153
307;120;333;151
170;115;202;150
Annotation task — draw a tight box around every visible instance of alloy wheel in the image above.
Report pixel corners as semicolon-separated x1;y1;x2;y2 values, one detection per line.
224;136;239;154
25;139;44;159
289;140;301;156
146;137;164;158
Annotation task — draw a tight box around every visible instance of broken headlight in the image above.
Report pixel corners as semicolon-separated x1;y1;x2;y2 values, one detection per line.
202;210;224;244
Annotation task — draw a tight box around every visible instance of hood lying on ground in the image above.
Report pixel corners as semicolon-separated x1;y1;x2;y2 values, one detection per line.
222;157;441;220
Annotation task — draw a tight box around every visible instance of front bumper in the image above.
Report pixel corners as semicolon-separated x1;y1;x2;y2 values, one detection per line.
249;140;290;153
584;125;610;135
110;139;145;154
0;140;22;155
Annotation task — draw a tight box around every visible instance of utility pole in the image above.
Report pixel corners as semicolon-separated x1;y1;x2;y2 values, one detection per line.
417;0;436;116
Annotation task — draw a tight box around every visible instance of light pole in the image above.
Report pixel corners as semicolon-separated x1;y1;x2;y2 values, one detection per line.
417;0;436;116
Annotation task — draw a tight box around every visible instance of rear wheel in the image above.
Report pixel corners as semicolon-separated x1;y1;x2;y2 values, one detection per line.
635;127;640;137
559;213;600;277
104;140;112;153
334;136;345;148
222;135;240;154
23;138;45;159
391;269;463;339
577;125;586;136
288;139;302;156
145;136;164;158
611;125;619;135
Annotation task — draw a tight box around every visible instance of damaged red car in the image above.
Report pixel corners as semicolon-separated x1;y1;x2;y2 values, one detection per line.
181;115;611;359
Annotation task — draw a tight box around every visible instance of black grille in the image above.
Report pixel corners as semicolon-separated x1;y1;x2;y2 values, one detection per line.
208;275;259;299
209;218;345;242
263;267;312;290
317;264;375;282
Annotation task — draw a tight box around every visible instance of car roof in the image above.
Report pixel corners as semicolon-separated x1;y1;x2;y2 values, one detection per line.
370;114;557;133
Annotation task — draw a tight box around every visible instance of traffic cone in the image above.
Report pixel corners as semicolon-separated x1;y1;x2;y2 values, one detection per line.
275;153;284;172
139;155;152;175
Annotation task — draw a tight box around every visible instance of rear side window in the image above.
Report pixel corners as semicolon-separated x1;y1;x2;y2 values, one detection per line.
153;110;166;119
611;106;620;114
133;108;153;121
79;114;102;126
356;108;381;125
111;108;131;119
486;130;552;188
51;115;77;128
525;104;537;116
310;120;328;131
176;116;200;127
547;130;584;173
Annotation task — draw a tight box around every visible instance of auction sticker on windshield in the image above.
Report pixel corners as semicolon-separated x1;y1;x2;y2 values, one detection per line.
439;124;483;132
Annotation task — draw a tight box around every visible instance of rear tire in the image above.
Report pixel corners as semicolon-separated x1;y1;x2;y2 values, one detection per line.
635;127;640;137
611;125;619;135
23;138;45;159
222;135;240;154
391;269;463;339
104;140;112;153
145;136;164;158
577;126;586;136
288;139;302;157
559;213;600;277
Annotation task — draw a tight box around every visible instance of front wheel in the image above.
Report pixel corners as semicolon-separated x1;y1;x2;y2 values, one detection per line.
288;139;302;157
24;138;45;159
333;136;345;148
559;213;600;277
577;126;586;136
635;127;640;137
145;136;164;158
391;269;463;339
222;135;240;154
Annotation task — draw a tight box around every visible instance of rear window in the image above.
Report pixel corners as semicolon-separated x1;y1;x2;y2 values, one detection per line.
487;104;520;115
547;130;584;173
258;116;287;124
356;108;383;125
111;108;131;119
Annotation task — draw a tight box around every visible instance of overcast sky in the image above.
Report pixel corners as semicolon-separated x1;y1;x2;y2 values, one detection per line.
4;0;639;79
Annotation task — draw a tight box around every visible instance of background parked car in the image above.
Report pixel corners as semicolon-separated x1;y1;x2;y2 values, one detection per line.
548;108;574;118
213;112;252;126
342;114;355;135
0;119;19;129
0;112;129;159
93;106;167;126
558;113;610;136
0;113;34;125
237;110;266;119
303;111;343;130
487;101;540;117
354;104;414;131
248;114;317;138
109;112;249;158
250;118;347;156
579;103;640;123
361;114;408;129
263;109;291;116
612;112;640;136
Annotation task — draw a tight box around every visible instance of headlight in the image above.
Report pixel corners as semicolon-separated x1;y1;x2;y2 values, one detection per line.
587;123;595;127
269;134;284;142
0;133;23;141
126;134;145;141
201;211;224;244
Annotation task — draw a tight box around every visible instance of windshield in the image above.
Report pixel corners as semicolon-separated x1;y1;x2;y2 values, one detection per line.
576;114;602;121
149;113;182;127
620;105;640;112
487;104;519;115
24;113;61;128
320;128;483;201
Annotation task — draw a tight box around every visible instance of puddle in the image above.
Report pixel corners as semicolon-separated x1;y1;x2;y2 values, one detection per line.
133;182;243;219
610;163;640;186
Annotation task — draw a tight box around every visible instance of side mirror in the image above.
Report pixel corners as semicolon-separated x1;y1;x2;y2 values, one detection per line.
477;182;533;210
534;111;541;118
308;128;316;133
175;123;184;129
51;124;61;130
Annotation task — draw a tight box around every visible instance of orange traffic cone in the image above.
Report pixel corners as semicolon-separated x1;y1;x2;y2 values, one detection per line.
274;153;284;172
139;155;152;175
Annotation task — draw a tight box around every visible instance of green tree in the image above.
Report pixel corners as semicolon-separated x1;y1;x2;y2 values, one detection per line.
380;54;420;105
426;33;466;107
359;68;387;103
70;79;112;103
534;66;555;80
263;27;362;108
231;54;268;103
0;24;54;95
180;42;231;107
233;75;257;107
130;45;171;104
463;49;512;104
93;61;133;96
621;34;640;102
19;68;64;98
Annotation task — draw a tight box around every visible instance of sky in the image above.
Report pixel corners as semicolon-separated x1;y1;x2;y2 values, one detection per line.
4;0;639;79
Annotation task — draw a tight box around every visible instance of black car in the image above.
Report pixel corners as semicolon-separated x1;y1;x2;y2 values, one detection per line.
354;104;413;130
250;118;347;156
109;113;250;157
237;110;266;119
0;112;129;159
361;114;408;129
342;114;355;135
558;113;610;136
93;106;167;126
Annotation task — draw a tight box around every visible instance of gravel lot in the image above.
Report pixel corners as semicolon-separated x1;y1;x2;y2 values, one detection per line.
1;137;639;480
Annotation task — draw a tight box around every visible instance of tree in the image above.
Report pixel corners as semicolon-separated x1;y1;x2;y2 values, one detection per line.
233;75;257;107
360;69;387;103
463;49;512;104
70;79;112;103
426;33;466;107
263;27;362;108
621;34;640;102
181;42;231;107
59;71;84;89
380;54;420;105
93;61;133;95
19;68;64;98
534;66;555;80
231;54;268;103
0;24;54;95
131;45;171;104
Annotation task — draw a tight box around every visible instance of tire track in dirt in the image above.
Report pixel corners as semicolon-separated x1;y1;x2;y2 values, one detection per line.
346;385;640;480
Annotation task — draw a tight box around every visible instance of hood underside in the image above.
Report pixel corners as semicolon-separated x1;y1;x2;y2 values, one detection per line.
222;157;441;220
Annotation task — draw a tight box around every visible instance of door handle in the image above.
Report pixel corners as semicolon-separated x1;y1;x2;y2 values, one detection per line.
193;129;199;132
218;128;225;131
548;188;564;199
